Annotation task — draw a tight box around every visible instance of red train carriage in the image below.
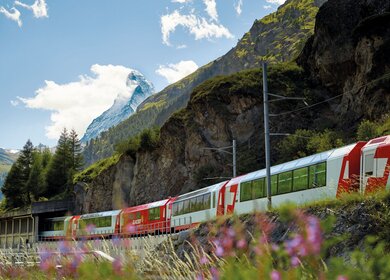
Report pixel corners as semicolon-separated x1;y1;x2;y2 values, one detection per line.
120;198;176;235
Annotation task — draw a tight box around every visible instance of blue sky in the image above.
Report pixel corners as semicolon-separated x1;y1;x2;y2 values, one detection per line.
0;0;284;149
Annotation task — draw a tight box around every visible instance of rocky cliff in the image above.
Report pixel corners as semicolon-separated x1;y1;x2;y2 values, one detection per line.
74;0;389;212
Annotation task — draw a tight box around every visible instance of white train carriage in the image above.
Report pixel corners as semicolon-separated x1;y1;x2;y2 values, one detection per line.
40;216;72;240
75;210;121;237
170;181;228;230
227;143;364;215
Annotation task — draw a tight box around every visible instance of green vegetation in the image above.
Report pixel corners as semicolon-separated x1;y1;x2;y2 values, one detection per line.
73;154;120;184
1;129;83;210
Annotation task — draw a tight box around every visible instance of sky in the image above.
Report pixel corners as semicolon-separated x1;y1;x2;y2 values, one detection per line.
0;0;285;149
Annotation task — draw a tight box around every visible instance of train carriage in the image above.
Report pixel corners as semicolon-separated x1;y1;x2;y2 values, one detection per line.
170;181;228;231
228;142;366;215
73;210;121;238
120;198;174;235
40;216;72;241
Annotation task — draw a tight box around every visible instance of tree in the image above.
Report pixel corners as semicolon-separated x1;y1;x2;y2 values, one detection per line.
1;139;34;208
46;128;72;197
69;129;83;171
357;120;378;141
1;162;25;209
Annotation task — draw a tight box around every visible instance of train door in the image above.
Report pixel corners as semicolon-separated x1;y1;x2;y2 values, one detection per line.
224;184;238;214
361;150;375;194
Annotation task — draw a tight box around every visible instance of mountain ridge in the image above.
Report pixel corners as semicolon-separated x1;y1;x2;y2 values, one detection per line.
82;0;326;166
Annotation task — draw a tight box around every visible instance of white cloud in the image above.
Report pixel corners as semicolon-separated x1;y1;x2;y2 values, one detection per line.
156;60;199;84
10;100;19;106
15;0;48;18
203;0;218;22
0;7;22;27
265;0;286;5
263;5;272;9
177;44;187;49
234;0;243;16
161;10;233;46
19;64;136;140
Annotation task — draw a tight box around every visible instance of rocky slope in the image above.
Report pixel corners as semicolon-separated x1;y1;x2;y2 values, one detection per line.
298;0;390;130
0;149;18;198
81;70;154;145
82;0;325;165
74;0;389;212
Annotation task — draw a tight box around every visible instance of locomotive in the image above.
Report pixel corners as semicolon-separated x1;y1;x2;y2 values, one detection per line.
39;135;390;240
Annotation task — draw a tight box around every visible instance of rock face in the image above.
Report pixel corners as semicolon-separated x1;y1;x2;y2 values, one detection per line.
74;155;134;213
81;70;154;144
298;0;390;128
74;0;389;212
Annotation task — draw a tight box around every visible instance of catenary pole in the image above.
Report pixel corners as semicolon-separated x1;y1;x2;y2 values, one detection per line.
232;139;237;177
263;62;272;210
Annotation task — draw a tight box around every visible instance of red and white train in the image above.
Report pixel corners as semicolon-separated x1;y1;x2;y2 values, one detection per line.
40;135;390;240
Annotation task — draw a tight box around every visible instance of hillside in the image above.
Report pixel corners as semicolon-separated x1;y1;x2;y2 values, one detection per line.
72;0;390;214
82;0;326;166
0;149;18;197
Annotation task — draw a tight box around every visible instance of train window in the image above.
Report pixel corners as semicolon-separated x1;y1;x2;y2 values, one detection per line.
53;221;64;231
177;202;184;215
364;154;374;176
271;175;278;195
204;193;211;209
278;171;292;194
212;192;216;208
80;216;112;229
148;207;161;221
190;197;197;212
183;200;190;214
252;179;265;199
172;203;178;216
196;196;204;211
316;163;326;186
293;167;308;191
240;181;252;202
309;162;326;188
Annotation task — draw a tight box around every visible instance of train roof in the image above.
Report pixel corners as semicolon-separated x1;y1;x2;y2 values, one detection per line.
122;199;171;214
173;181;228;203
79;209;121;219
230;143;358;186
362;135;390;152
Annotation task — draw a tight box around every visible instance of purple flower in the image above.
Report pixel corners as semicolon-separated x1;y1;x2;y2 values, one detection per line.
270;270;282;280
112;258;123;275
210;267;220;280
199;255;209;265
337;276;348;280
291;256;300;267
236;239;247;249
215;245;224;257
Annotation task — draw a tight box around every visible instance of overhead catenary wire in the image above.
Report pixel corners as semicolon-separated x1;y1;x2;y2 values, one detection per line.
269;71;390;117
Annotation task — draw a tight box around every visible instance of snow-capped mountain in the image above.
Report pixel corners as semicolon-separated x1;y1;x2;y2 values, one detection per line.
81;70;154;143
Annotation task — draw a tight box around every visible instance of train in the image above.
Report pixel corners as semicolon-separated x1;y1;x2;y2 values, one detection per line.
39;135;390;240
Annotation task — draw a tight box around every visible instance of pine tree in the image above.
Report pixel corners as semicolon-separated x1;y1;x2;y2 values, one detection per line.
69;129;83;171
1;162;25;209
1;139;34;208
46;128;72;197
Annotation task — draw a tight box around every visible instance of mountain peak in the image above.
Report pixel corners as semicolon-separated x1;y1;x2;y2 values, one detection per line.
81;70;154;143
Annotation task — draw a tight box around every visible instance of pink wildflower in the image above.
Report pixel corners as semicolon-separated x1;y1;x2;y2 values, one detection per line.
337;276;348;280
236;238;247;249
270;270;282;280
